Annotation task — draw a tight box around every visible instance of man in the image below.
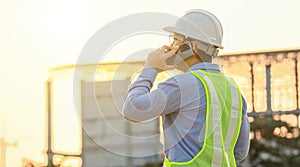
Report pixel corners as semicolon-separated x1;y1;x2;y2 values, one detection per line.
122;9;250;167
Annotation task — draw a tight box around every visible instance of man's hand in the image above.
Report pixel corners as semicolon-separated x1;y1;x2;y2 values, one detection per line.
145;45;179;72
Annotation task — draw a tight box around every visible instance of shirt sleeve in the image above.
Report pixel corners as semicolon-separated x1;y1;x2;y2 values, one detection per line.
234;96;250;162
122;66;181;122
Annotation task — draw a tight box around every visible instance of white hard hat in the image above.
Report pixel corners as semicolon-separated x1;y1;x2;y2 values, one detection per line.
164;9;224;50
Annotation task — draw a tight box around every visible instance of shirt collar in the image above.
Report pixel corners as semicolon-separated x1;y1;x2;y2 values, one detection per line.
189;62;221;73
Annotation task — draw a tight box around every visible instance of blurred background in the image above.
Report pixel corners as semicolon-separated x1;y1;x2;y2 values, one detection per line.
1;0;300;166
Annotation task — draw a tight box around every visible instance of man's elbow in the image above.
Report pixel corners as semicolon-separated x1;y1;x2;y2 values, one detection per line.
122;103;144;122
122;108;140;122
122;96;161;122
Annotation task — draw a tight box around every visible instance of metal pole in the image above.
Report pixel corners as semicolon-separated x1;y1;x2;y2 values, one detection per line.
295;57;299;110
250;63;256;112
46;81;54;167
0;139;16;167
295;57;300;128
266;65;272;113
80;80;85;166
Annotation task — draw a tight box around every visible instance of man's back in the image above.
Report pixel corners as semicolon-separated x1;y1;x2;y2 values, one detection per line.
158;62;250;163
122;62;250;164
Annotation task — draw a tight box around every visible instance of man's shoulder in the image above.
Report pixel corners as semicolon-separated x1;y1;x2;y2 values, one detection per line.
163;72;199;86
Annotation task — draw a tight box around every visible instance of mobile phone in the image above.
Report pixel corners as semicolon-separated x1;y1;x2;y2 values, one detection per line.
166;41;195;65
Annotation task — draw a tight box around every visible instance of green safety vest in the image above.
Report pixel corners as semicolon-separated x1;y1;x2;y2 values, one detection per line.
164;70;243;167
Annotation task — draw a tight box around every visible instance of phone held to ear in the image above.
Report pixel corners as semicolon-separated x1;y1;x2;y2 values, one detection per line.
166;41;195;65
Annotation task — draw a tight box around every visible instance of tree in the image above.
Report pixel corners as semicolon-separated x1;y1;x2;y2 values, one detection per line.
248;116;300;167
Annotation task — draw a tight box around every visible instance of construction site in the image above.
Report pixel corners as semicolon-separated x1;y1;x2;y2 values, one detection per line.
31;47;300;167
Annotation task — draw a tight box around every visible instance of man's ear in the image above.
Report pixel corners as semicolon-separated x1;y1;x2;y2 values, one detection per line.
190;41;199;55
190;41;203;62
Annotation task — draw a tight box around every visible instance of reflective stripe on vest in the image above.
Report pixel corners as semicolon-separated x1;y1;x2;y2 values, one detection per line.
164;70;243;167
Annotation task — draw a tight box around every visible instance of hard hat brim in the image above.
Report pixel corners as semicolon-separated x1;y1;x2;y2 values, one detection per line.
163;26;223;49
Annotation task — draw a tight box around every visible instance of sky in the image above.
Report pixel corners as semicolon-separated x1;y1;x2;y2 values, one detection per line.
0;0;300;166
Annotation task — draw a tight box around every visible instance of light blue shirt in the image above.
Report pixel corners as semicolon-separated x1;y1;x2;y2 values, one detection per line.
122;62;250;163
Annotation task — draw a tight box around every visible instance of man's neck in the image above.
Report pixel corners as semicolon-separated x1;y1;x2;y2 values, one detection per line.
176;56;203;72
